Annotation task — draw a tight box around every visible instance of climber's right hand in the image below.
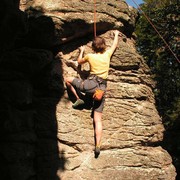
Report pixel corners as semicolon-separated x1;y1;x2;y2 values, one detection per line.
79;46;85;52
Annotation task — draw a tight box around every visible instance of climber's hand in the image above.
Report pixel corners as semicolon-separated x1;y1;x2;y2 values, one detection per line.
79;46;85;52
114;30;120;36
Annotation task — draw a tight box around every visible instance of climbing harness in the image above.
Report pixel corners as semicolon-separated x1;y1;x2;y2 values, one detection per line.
88;74;107;101
131;0;180;63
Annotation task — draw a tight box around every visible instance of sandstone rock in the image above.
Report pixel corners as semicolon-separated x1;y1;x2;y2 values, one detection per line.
53;1;176;179
0;0;177;180
20;0;139;45
0;4;64;178
0;48;64;180
58;147;175;180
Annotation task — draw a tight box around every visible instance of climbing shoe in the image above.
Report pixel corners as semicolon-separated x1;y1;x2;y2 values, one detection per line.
94;146;100;158
72;99;85;109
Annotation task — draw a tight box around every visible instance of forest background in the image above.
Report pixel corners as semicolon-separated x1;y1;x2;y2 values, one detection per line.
134;0;180;177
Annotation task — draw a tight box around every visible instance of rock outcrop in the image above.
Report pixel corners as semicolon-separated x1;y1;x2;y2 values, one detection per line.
0;0;64;180
0;0;177;180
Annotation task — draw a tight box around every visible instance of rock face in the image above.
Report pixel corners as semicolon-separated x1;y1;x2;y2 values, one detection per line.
0;0;64;180
0;0;177;180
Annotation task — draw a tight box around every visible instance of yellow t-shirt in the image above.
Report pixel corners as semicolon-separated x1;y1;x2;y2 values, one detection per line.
83;49;113;79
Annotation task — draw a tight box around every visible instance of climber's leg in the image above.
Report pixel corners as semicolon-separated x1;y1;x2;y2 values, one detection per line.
92;95;106;158
93;110;102;158
65;77;79;99
65;77;85;108
93;111;102;146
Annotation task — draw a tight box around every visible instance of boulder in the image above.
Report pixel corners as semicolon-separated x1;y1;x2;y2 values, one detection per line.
0;0;177;179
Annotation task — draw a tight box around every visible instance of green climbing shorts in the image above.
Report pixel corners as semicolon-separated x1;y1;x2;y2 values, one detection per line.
72;77;106;113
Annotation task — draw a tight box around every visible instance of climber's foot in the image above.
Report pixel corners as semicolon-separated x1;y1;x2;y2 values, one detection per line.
72;99;85;109
94;146;100;158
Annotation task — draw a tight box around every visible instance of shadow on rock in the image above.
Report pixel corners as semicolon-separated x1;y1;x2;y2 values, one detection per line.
0;1;67;179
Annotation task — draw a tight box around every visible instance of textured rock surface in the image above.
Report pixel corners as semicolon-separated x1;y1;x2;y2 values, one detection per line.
0;1;64;180
56;31;176;179
20;0;139;45
0;0;177;180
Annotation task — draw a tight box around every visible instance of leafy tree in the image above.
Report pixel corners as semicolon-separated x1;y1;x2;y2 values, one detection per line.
135;0;180;176
136;0;180;127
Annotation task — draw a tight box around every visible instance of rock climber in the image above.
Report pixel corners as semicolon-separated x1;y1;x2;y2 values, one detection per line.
65;30;120;158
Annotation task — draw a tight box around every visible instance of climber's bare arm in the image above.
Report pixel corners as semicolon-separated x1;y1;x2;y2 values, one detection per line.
77;46;86;65
109;30;120;53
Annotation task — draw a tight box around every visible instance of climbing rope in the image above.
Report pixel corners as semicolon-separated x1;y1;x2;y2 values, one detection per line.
93;0;97;38
131;0;180;63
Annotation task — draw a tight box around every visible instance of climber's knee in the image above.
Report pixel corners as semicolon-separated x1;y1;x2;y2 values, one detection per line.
65;77;74;84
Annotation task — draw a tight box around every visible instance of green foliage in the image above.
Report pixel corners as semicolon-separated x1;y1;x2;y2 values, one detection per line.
135;0;180;175
136;1;180;128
